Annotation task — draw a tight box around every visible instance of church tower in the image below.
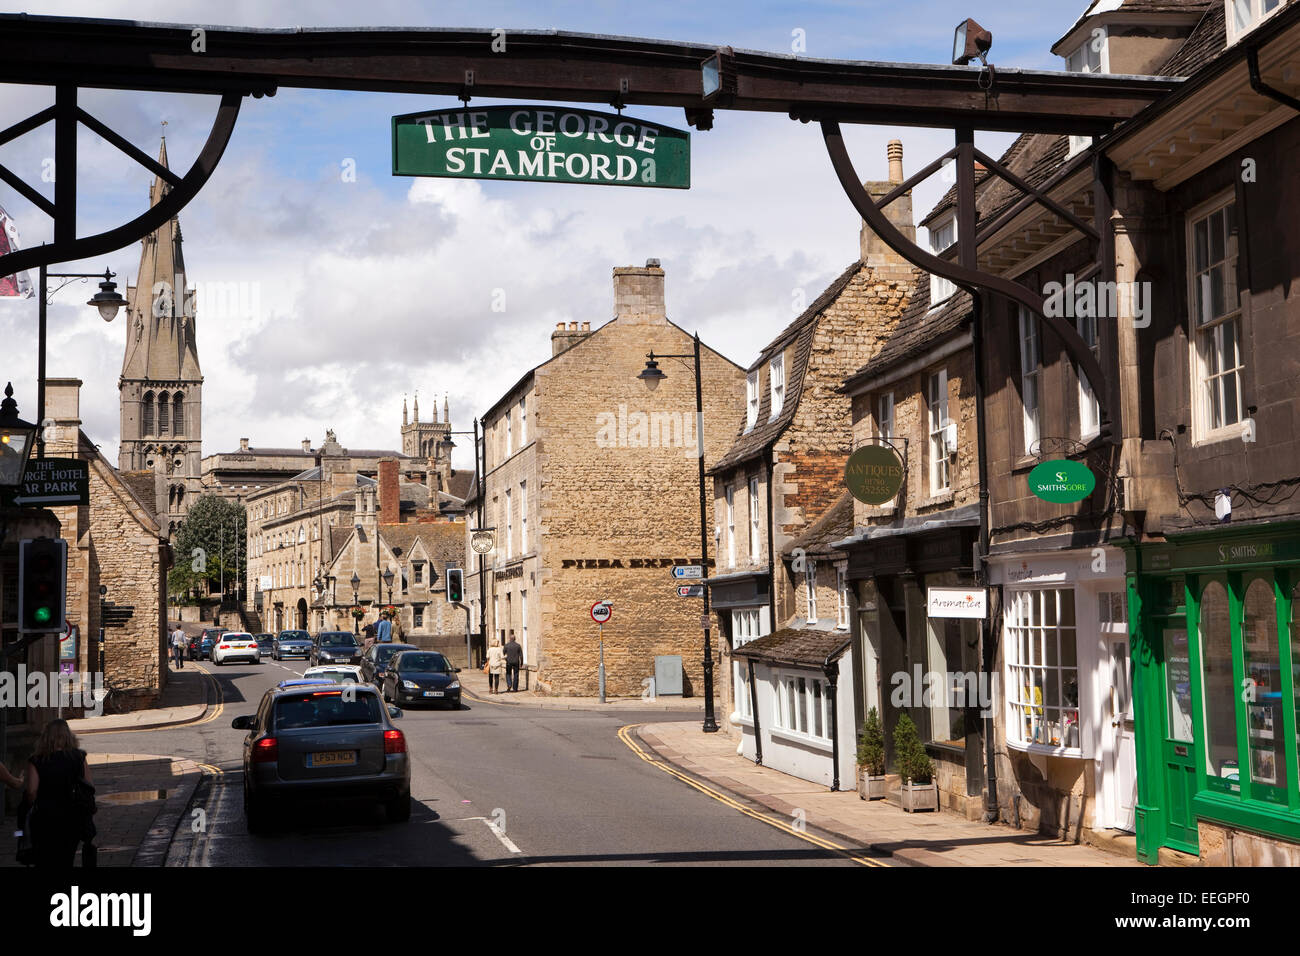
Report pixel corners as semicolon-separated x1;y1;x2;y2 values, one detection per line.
118;137;204;540
400;392;453;491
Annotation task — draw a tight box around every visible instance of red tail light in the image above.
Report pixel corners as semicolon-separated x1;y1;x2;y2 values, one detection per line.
384;729;406;755
253;737;278;762
218;644;230;650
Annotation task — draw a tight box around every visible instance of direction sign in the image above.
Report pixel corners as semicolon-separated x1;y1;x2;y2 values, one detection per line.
0;457;89;507
590;601;612;624
671;565;703;579
676;585;704;597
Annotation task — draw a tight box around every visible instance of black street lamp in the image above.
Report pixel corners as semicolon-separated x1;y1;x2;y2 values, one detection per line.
383;567;395;606
38;266;125;457
351;571;361;634
441;423;487;668
638;333;719;733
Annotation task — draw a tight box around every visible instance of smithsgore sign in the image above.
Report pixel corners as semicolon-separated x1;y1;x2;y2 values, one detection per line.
392;106;690;188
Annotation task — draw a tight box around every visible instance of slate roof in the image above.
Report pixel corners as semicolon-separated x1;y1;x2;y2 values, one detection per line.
446;470;475;501
379;520;465;572
1159;2;1225;77
118;470;158;521
709;260;864;475
783;491;854;558
732;626;852;669
841;273;972;389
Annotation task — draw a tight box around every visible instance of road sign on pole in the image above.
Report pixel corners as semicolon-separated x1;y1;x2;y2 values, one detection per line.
670;565;703;579
676;585;704;597
590;601;613;624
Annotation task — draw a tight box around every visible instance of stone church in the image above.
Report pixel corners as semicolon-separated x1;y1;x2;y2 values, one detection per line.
117;138;203;541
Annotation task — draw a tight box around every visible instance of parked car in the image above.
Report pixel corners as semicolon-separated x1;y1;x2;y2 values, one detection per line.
276;679;337;691
253;633;276;655
213;631;261;666
302;664;364;684
231;681;410;832
382;650;461;709
360;642;419;688
273;630;313;661
311;631;362;667
194;627;227;661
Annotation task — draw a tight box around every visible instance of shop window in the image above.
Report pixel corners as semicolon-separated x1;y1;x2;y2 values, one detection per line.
1005;588;1079;750
1290;580;1300;786
928;616;977;746
1199;580;1238;787
1243;578;1285;795
775;671;831;743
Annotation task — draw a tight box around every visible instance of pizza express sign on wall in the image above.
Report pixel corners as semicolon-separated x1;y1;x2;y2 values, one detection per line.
392;106;690;189
1028;459;1096;503
844;444;905;506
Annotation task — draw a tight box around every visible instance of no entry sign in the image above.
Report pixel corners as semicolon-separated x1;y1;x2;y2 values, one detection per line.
590;601;612;624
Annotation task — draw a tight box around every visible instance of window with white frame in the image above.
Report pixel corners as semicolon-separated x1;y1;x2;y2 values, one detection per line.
836;564;850;629
1226;0;1287;45
1077;305;1101;440
1005;588;1080;750
748;477;761;564
519;396;527;446
1019;306;1042;455
506;408;513;456
928;369;952;495
1065;30;1106;156
505;488;513;560
805;558;818;623
725;484;736;568
519;481;527;553
745;371;760;431
769;353;785;419
876;392;894;440
774;671;831;742
732;608;762;720
1188;194;1244;437
520;589;528;660
928;215;957;305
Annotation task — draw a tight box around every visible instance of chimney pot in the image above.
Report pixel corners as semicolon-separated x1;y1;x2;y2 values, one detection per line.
556;322;566;331
887;140;904;184
302;439;311;452
568;321;578;331
240;437;250;452
646;258;661;268
580;321;590;331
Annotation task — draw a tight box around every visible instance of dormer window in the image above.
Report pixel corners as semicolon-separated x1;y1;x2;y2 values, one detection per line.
745;371;759;431
928;215;957;307
1065;29;1107;157
769;353;785;419
1227;0;1287;44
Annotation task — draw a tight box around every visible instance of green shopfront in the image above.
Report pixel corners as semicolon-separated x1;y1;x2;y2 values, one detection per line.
1125;523;1300;865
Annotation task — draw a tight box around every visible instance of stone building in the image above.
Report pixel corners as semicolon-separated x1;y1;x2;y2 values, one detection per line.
709;141;918;790
117;138;204;542
464;260;746;696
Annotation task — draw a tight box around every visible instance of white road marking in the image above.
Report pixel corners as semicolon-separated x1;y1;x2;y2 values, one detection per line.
463;816;522;854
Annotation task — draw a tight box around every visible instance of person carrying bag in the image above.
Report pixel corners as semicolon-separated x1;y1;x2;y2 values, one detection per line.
21;719;97;868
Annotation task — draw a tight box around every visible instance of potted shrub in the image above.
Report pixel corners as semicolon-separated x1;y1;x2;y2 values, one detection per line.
856;707;888;800
893;713;938;812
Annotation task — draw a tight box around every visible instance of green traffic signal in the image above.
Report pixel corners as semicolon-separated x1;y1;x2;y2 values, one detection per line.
33;606;52;625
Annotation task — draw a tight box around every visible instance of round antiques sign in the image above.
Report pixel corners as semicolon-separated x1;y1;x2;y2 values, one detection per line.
844;444;905;505
470;530;495;554
1028;459;1096;503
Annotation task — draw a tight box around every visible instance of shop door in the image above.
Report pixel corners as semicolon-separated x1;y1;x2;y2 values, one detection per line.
1108;638;1137;831
1160;624;1199;852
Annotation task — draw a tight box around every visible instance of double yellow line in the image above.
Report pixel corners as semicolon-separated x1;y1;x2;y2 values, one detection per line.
618;724;888;867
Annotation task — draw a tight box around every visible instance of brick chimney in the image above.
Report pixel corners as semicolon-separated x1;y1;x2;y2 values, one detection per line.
861;140;915;267
378;456;401;524
612;259;666;325
44;378;82;456
551;320;593;356
239;437;250;452
301;438;311;452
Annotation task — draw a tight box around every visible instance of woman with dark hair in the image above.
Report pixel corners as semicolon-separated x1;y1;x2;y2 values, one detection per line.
22;719;95;868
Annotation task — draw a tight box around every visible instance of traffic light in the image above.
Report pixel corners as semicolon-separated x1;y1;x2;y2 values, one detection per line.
446;568;464;604
19;537;66;633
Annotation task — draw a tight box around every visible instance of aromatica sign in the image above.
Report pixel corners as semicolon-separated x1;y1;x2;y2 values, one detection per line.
392;106;690;188
1028;459;1096;503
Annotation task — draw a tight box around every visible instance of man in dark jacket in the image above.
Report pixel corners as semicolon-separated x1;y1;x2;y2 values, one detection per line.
503;632;523;692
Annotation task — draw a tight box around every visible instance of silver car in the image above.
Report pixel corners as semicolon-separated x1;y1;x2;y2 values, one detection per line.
232;682;410;833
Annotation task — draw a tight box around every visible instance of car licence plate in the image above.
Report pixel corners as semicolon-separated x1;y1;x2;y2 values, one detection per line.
306;750;357;767
423;691;444;697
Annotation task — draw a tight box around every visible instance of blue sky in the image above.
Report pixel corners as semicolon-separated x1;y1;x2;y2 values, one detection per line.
0;0;1090;472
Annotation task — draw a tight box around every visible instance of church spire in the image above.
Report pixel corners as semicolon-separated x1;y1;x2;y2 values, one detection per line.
413;392;419;423
402;395;408;426
443;394;449;424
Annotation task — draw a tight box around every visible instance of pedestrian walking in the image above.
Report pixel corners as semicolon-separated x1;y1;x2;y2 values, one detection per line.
169;624;187;669
20;719;96;868
486;637;505;694
503;631;523;692
389;609;405;643
362;623;376;653
376;611;392;644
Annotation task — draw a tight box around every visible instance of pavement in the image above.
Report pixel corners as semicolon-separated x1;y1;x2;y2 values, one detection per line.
457;660;710;711
630;721;1151;867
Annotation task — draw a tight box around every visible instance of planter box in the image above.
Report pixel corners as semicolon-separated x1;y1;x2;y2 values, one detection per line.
900;781;938;813
858;770;888;801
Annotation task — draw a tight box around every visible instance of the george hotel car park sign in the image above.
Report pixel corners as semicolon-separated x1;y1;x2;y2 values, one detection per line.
392;106;690;188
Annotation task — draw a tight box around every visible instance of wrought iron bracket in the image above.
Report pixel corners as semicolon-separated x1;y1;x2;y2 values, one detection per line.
819;120;1116;442
0;86;245;278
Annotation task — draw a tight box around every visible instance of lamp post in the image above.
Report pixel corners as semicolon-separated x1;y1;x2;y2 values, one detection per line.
0;382;40;500
638;333;719;733
351;571;361;634
37;266;125;457
440;422;486;667
383;567;394;607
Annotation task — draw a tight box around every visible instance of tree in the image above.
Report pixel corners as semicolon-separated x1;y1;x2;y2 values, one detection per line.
168;494;247;601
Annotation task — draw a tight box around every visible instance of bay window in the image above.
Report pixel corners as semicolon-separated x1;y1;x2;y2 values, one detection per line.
774;671;831;743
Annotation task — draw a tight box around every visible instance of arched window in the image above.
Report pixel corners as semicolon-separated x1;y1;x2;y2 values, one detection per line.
142;392;155;435
173;393;184;435
298;525;306;544
158;391;170;434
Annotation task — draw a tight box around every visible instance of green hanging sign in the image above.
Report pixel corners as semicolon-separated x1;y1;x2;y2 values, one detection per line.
1028;459;1096;503
392;106;690;189
844;444;905;505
